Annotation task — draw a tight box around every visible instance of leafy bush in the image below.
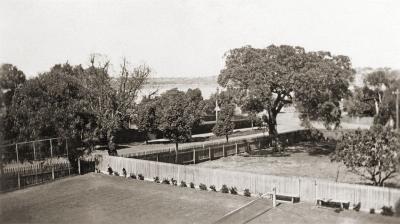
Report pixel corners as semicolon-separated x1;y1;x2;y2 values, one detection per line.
130;173;137;179
210;185;216;192
180;181;187;187
353;202;361;212
381;206;394;216
199;183;207;191
122;168;127;177
230;187;238;195
221;185;229;193
244;189;251;197
138;174;144;180
162;178;170;184
153;176;160;183
395;199;400;217
190;182;195;188
113;171;120;176
108;167;113;175
370;208;375;214
171;178;177;186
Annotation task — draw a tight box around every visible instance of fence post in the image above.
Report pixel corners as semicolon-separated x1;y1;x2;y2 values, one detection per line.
66;139;70;176
15;143;19;163
209;147;212;160
33;142;36;160
258;140;261;150
17;172;21;189
157;153;159;162
50;139;54;180
235;143;238;155
272;187;277;207
193;149;196;164
223;145;225;157
78;158;81;175
315;180;318;205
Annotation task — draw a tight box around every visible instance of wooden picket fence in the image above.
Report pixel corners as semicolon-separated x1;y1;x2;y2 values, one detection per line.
98;155;400;212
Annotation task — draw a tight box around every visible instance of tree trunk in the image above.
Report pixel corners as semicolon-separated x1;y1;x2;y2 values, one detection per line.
266;111;279;150
226;135;229;143
175;142;179;164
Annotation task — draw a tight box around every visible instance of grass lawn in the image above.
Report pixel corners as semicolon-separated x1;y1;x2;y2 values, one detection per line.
1;173;398;224
197;141;400;188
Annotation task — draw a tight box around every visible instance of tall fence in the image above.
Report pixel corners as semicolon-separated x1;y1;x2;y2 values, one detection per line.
98;155;400;212
0;138;73;192
124;130;311;164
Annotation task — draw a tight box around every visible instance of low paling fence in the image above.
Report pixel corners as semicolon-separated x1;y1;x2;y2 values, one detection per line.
123;130;312;164
98;155;400;212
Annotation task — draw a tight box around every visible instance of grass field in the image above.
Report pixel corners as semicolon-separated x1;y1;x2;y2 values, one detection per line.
197;141;400;188
1;173;398;224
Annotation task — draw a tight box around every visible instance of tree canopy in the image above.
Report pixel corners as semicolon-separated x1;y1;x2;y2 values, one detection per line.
212;103;235;142
332;126;400;186
218;45;354;137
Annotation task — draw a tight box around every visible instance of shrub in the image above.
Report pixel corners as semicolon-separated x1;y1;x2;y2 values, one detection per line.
122;168;127;177
210;185;216;192
171;178;177;186
244;189;251;197
199;183;207;191
353;202;361;212
370;208;375;214
190;182;195;188
153;176;160;183
230;187;238;195
138;174;144;180
107;167;113;175
180;181;187;187
162;178;170;184
381;206;394;216
395;199;400;217
221;185;229;193
113;171;120;176
130;173;137;179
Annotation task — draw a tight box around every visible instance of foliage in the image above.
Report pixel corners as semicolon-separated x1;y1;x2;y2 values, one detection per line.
161;178;170;184
210;185;216;192
370;208;375;214
381;206;394;216
190;182;195;188
130;173;137;179
244;189;251;197
212;103;235;142
332;126;400;186
138;174;144;180
221;184;229;193
180;181;187;187
229;186;238;195
218;45;354;136
153;176;160;183
108;166;113;175
171;178;177;186
113;171;120;176
395;199;400;217
353;202;361;212
199;183;207;191
122;168;127;177
135;97;158;143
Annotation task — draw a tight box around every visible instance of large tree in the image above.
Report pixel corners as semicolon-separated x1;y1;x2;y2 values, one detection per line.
332;126;400;186
218;45;354;140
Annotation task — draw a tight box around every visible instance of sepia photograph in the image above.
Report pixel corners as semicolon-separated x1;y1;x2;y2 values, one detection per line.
1;0;400;223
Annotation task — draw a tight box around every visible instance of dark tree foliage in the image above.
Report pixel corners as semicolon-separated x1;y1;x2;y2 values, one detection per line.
332;126;400;186
218;45;354;139
212;103;235;142
135;96;158;143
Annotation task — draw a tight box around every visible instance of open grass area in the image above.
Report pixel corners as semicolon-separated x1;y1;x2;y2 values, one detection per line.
197;141;400;188
1;173;398;224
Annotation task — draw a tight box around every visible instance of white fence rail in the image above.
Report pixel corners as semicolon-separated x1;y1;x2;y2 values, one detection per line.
98;155;400;212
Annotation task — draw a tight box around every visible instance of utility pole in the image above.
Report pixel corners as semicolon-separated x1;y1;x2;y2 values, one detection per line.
393;89;399;131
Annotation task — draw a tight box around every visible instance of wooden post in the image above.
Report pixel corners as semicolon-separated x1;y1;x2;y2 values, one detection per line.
298;179;301;199
17;172;21;189
315;180;318;205
272;187;277;207
156;153;159;162
66;139;70;176
222;145;225;157
209;147;212;160
15;144;19;163
235;143;238;155
33;142;36;160
50;139;54;180
78;158;81;175
193;149;196;164
258;140;261;150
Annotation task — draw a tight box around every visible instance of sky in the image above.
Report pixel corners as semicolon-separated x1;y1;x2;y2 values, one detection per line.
1;0;399;78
